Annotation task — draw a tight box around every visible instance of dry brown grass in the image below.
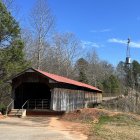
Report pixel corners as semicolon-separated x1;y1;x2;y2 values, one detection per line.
100;124;140;140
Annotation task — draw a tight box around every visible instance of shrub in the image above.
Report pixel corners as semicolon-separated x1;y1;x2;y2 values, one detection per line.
0;104;6;115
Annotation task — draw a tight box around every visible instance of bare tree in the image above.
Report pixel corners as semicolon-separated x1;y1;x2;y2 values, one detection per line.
41;32;81;78
53;33;81;77
21;29;34;60
84;49;115;92
29;0;55;69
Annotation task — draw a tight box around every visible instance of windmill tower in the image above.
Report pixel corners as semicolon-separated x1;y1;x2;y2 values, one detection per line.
125;38;134;94
126;38;131;64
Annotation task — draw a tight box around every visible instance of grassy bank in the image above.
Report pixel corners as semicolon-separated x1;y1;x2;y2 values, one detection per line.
61;108;140;140
92;114;140;140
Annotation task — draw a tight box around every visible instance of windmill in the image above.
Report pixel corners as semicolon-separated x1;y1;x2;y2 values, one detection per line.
125;38;135;96
125;38;133;92
126;38;131;64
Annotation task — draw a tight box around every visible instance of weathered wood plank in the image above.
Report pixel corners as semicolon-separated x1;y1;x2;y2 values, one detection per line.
52;88;102;112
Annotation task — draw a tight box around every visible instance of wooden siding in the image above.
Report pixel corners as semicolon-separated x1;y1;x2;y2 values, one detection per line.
85;92;102;103
52;88;102;112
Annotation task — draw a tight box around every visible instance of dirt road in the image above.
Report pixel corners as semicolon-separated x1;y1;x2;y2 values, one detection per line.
0;116;87;140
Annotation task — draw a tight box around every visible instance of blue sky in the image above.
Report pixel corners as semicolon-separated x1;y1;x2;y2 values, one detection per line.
14;0;140;66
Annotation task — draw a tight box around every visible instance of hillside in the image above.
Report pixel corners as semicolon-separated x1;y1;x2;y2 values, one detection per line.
61;108;140;140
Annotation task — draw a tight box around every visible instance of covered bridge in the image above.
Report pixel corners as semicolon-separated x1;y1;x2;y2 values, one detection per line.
8;68;102;115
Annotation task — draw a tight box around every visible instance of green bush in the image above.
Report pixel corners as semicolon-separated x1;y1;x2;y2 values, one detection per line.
0;104;6;115
87;102;98;108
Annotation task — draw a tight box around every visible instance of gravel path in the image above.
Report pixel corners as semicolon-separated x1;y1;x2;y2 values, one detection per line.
0;117;87;140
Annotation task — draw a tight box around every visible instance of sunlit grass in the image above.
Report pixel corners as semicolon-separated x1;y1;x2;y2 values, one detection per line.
92;114;140;140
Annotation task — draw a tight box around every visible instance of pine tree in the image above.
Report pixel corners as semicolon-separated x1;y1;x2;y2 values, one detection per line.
102;75;120;95
0;2;20;47
76;58;88;83
0;1;29;105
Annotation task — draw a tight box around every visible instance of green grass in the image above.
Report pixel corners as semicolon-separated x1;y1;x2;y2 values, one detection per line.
96;114;140;126
90;114;140;140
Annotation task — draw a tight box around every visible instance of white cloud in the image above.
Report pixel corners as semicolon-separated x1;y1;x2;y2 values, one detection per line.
108;38;140;48
108;38;126;44
90;28;111;33
81;40;100;48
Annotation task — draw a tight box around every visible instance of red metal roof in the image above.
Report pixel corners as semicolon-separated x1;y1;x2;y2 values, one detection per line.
35;69;102;92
